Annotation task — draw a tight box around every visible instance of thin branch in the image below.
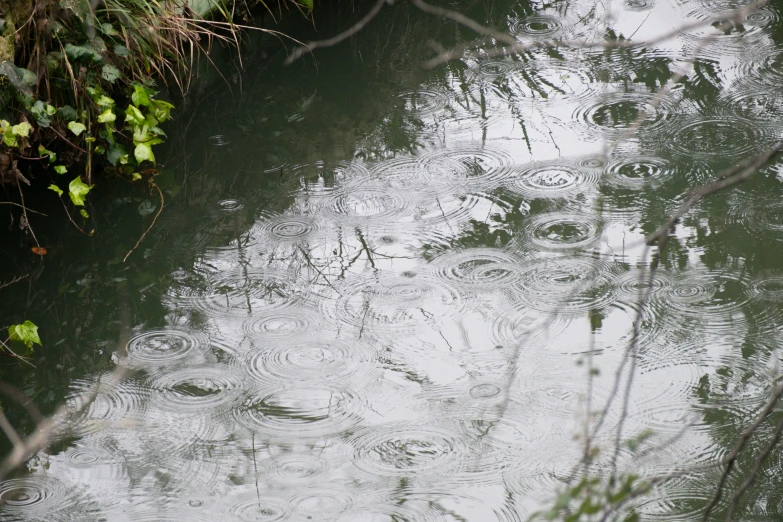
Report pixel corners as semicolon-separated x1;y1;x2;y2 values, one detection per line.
123;183;164;262
0;202;46;216
0;274;28;292
16;182;40;249
58;194;91;236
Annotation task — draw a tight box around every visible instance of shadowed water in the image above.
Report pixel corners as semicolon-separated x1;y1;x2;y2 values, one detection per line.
3;0;783;519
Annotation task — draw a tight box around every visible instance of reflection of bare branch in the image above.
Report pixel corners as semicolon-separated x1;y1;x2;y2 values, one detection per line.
702;381;783;520
410;0;517;46
724;408;783;520
647;143;783;248
421;0;768;68
285;0;393;64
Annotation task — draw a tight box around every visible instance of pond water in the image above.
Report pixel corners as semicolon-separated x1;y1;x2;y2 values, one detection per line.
3;0;783;519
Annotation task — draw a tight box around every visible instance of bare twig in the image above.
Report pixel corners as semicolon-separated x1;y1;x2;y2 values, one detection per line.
123;183;164;262
0;202;46;216
58;197;91;236
16;182;40;249
0;274;29;292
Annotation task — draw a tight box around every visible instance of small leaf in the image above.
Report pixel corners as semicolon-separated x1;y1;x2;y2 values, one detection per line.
101;64;121;83
45;104;56;116
101;23;119;36
85;137;96;143
134;142;155;164
31;100;52;127
2;129;16;148
68;176;93;206
67;121;86;136
38;145;56;163
124;105;145;126
64;43;102;62
131;85;153;107
48;184;63;196
113;45;130;57
106;142;127;166
94;144;105;154
138;199;156;216
95;95;115;107
8;320;41;350
131;172;142;181
80;209;89;218
54;165;67;174
12;122;32;138
58;105;78;121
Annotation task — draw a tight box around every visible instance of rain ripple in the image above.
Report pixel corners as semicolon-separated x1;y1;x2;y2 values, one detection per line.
504;160;601;199
523;212;603;251
233;385;366;439
504;256;618;313
148;365;244;412
416;143;516;188
0;476;83;521
325;271;470;334
245;336;379;386
126;328;209;367
348;423;469;481
428;248;527;290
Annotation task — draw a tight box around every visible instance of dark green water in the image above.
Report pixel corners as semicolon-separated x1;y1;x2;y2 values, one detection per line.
2;0;783;519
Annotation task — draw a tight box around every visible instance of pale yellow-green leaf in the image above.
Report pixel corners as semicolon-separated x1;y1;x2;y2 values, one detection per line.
67;121;86;136
68;176;93;206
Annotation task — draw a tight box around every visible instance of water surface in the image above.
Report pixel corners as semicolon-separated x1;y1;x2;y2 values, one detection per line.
2;0;783;519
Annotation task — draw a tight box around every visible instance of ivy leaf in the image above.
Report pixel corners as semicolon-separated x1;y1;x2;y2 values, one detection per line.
124;105;145;126
101;64;121;83
95;95;115;107
8;320;41;350
106;142;127;166
100;23;119;36
58;105;78;121
67;121;86;136
38;145;56;163
131;85;153;107
54;165;67;174
12;122;32;138
48;184;63;196
80;209;89;218
31;100;52;127
113;45;130;57
64;43;102;62
134;142;155;164
68;176;92;206
131;172;142;181
97;109;115;123
2;128;16;148
153;100;175;123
